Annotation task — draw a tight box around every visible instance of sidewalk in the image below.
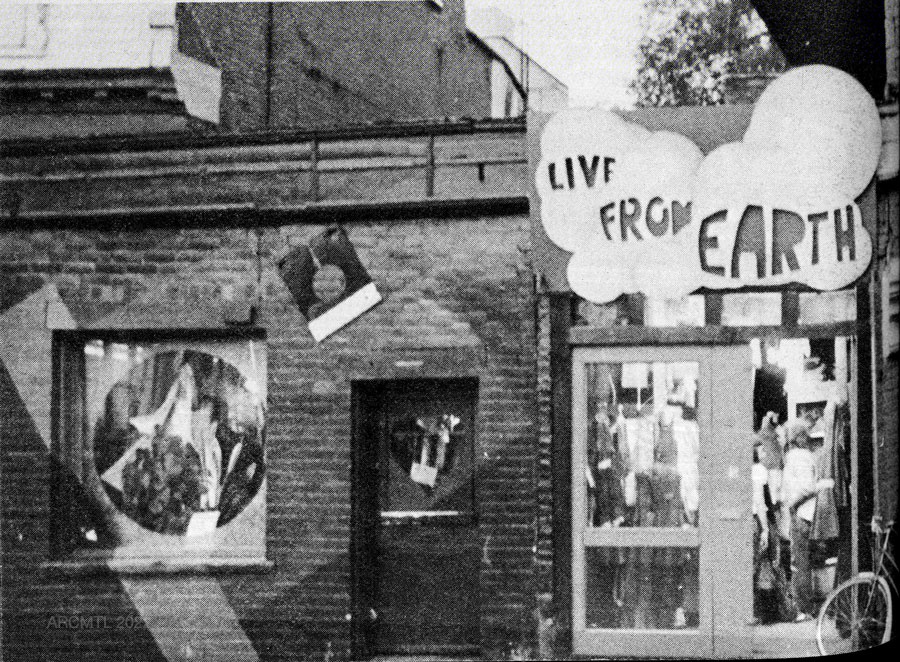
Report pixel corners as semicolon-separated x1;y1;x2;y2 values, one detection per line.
368;621;822;660
751;619;821;658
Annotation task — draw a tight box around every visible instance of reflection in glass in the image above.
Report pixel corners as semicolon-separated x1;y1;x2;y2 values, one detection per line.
88;343;266;537
586;546;700;630
585;362;700;529
382;412;472;516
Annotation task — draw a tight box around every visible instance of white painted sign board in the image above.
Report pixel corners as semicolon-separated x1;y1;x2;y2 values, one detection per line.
534;65;882;303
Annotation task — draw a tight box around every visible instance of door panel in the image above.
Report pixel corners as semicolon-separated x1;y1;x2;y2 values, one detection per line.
377;526;479;649
373;379;479;654
572;345;752;658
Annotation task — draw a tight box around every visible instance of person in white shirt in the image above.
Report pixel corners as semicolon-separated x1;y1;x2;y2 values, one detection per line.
780;419;818;619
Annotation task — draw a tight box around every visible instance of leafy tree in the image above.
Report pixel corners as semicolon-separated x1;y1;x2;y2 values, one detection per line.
632;0;787;107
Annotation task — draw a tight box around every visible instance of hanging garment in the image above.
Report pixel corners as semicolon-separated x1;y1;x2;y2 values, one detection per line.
811;396;841;541
614;409;638;507
590;411;624;527
754;525;782;623
648;406;687;627
780;442;817;543
810;481;839;541
622;471;637;508
654;407;685;567
656;406;680;466
617;473;655;625
833;404;851;508
674;418;700;517
752;462;768;520
627;417;655;476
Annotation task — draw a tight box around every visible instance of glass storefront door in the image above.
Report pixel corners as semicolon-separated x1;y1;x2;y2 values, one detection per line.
572;345;754;658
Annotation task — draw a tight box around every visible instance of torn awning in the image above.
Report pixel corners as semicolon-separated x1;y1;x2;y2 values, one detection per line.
751;0;886;98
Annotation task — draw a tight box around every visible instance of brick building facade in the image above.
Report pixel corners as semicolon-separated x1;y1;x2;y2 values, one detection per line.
1;2;897;661
179;0;500;132
3;111;895;662
1;1;520;141
1;122;538;661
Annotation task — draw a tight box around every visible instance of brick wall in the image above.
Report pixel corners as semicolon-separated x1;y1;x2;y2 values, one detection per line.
1;206;537;660
182;2;270;132
877;183;899;523
184;1;492;132
886;0;899;98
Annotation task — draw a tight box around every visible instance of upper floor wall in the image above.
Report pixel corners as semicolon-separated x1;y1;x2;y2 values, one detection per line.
181;0;494;132
1;1;498;138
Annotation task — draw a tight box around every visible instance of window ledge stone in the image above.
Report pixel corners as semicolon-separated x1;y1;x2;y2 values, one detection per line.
42;557;274;577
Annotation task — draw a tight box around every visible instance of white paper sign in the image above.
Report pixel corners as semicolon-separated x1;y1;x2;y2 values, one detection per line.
186;510;220;538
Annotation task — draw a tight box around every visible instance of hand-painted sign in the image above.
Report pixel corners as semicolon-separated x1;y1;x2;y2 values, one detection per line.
534;65;882;303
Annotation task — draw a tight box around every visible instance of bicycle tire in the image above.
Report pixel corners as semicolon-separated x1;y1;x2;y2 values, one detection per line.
816;572;893;656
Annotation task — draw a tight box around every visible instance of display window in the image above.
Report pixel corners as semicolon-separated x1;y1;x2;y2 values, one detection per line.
52;334;267;564
580;361;701;630
571;335;858;657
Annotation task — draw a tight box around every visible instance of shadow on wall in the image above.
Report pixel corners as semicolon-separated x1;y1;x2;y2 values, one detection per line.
1;359;167;662
430;269;531;353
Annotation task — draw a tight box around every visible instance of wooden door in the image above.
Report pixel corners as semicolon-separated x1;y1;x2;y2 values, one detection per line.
571;345;753;658
366;379;480;655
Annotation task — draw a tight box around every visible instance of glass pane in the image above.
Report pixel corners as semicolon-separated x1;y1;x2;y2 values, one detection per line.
721;292;781;326
383;412;471;514
584;362;700;528
378;381;476;518
586;546;700;630
643;295;705;327
798;290;856;324
79;339;266;543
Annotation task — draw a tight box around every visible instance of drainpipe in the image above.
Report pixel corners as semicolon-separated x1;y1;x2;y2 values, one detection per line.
265;1;273;128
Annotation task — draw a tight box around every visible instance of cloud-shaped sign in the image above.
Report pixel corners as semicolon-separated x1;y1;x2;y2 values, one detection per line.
536;65;882;303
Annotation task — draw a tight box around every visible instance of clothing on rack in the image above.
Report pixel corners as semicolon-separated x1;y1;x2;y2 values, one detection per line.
811;395;840;542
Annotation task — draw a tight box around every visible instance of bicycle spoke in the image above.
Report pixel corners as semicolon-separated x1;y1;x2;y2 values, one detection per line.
817;577;890;655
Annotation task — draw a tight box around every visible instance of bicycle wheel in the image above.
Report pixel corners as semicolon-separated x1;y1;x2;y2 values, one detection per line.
816;572;893;656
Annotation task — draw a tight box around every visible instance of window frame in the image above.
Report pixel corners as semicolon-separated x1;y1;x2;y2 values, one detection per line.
49;328;270;574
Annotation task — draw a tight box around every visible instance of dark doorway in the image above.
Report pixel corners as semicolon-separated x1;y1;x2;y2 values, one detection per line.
352;378;480;658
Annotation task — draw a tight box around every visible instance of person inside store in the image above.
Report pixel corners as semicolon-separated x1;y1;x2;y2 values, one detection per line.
753;441;778;624
780;418;819;621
